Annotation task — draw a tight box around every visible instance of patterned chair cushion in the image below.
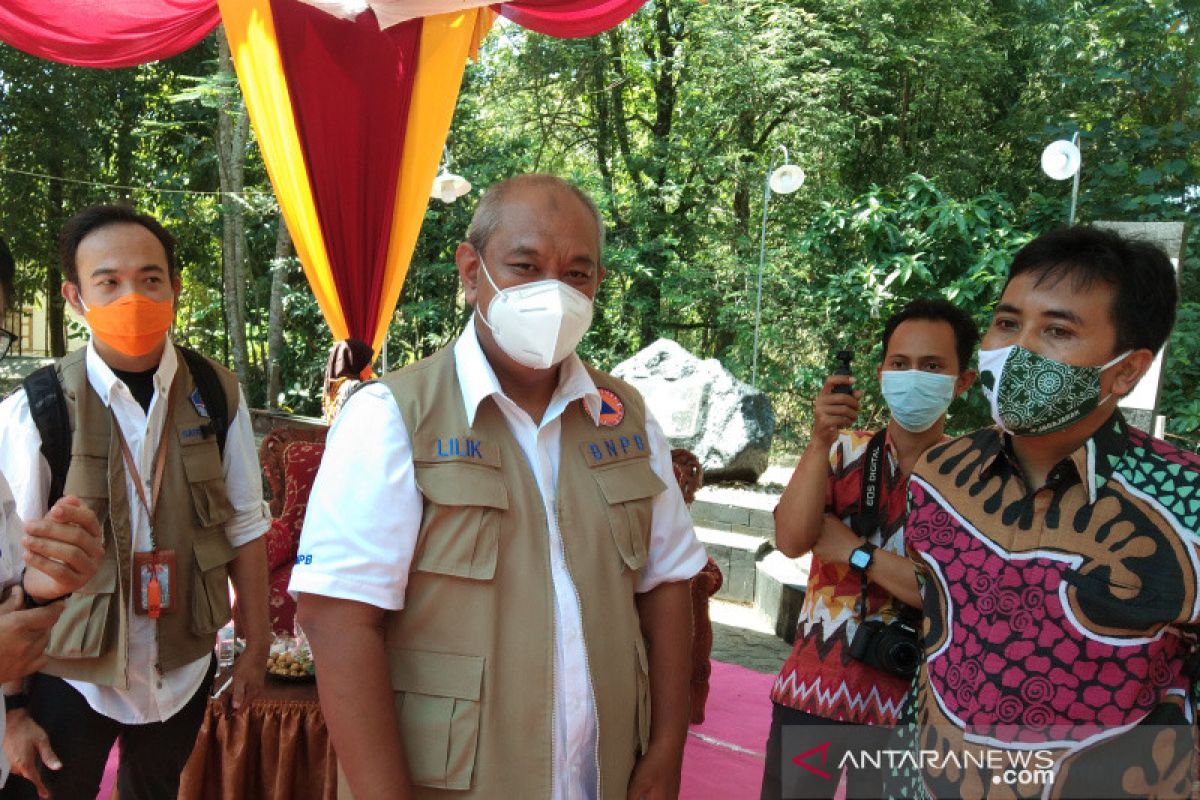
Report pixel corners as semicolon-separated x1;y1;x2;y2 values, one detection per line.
258;433;327;635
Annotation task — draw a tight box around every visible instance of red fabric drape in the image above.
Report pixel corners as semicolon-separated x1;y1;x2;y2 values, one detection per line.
269;0;422;345
497;0;646;38
0;0;219;68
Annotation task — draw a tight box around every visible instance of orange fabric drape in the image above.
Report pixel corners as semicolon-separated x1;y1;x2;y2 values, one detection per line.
219;1;491;354
218;0;349;341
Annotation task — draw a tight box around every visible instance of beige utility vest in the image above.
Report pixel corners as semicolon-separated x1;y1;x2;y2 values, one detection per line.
40;347;240;687
380;347;665;798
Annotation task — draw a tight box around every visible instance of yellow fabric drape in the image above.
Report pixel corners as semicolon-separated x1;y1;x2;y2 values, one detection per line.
217;0;350;341
369;8;494;351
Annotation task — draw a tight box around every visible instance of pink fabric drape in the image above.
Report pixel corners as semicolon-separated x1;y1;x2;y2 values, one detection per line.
497;0;646;38
0;0;220;68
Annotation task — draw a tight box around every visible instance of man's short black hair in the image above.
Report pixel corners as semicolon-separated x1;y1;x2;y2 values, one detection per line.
59;204;178;284
0;237;14;308
882;298;979;373
1006;225;1178;355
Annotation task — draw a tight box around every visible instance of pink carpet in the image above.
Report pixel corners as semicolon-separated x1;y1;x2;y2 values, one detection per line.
96;741;118;799
681;660;774;799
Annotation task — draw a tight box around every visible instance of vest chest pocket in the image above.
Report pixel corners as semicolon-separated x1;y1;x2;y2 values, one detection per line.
45;550;118;660
191;529;236;635
593;459;667;572
390;649;485;791
413;463;508;581
181;445;234;530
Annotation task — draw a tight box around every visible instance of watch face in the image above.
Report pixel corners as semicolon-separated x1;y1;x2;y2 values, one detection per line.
850;549;871;570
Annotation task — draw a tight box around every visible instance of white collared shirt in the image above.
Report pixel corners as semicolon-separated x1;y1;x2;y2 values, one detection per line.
0;473;23;785
0;339;270;724
291;322;706;799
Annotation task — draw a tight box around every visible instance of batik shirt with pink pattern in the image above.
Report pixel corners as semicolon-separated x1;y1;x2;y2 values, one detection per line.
904;413;1200;799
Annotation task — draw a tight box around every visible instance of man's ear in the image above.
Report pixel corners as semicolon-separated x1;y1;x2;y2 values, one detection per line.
172;273;183;300
954;369;977;397
456;242;481;307
61;281;85;316
1111;349;1154;397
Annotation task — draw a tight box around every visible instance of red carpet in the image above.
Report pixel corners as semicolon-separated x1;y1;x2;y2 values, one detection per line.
681;660;775;799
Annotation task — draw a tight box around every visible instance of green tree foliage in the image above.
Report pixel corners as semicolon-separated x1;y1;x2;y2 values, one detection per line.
0;0;1195;451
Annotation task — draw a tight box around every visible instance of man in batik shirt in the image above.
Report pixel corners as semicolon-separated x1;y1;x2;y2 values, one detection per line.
905;226;1198;799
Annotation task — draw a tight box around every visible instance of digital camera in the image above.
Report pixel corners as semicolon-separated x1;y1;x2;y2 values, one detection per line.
847;614;921;679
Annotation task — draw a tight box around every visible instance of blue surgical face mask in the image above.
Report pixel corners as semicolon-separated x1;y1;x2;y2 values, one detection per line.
880;370;957;433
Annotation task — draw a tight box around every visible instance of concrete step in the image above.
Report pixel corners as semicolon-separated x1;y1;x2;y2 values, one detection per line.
754;550;809;644
695;525;769;604
690;489;778;541
696;522;809;646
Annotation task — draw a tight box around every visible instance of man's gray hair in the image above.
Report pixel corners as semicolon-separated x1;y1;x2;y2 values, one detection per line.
466;174;606;255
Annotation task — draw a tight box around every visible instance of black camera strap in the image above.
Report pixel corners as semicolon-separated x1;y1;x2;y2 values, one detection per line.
854;430;889;620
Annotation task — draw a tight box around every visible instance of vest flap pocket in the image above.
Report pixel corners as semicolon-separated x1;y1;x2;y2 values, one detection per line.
77;549;118;595
183;448;234;529
181;447;224;483
594;460;663;571
593;459;667;504
389;648;484;700
391;649;484;791
193;529;237;572
45;556;117;660
414;464;509;510
191;530;235;635
412;465;505;581
72;433;111;459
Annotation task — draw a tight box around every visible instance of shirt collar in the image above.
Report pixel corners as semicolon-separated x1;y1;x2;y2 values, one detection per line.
980;411;1130;503
85;337;177;410
452;318;602;428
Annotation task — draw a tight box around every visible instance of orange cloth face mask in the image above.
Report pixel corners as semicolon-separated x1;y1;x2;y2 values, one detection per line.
82;293;175;357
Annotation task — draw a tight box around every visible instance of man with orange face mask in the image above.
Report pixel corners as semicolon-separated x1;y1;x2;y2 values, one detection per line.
0;205;271;800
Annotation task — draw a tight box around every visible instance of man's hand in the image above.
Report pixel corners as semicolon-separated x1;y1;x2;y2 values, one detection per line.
4;708;60;799
810;374;862;451
21;496;105;602
627;744;683;800
0;589;64;683
812;516;865;567
226;640;267;712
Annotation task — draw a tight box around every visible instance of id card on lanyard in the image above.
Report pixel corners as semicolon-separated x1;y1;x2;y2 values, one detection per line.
113;396;176;620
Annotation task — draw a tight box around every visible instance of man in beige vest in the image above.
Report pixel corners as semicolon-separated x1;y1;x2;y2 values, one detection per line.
293;175;706;800
0;205;271;800
0;237;106;789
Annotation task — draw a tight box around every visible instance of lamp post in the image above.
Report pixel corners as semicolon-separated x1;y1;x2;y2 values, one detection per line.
1041;132;1082;224
751;145;804;388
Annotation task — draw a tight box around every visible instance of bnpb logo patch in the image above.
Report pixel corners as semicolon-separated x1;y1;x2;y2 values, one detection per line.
582;387;625;427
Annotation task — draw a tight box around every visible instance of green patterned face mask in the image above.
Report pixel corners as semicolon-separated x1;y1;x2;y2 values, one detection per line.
978;345;1129;436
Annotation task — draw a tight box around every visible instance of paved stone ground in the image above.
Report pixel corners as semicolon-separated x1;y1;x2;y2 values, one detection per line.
710;619;793;675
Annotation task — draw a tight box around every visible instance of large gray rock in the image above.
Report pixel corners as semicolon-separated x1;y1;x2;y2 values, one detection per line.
612;339;774;482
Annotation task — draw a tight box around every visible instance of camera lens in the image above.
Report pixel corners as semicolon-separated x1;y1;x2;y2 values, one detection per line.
885;639;920;677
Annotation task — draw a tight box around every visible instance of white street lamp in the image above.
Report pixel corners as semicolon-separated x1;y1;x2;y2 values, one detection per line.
431;146;471;203
752;145;803;388
1041;133;1082;224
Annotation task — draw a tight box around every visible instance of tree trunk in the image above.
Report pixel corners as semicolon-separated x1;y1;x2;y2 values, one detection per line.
216;32;252;389
46;154;67;357
266;213;292;409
